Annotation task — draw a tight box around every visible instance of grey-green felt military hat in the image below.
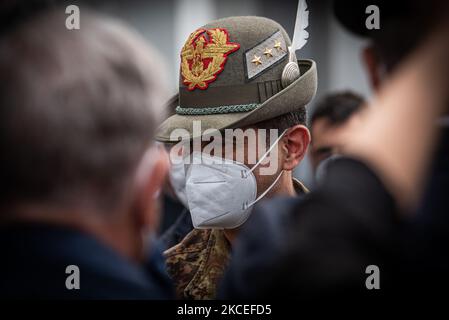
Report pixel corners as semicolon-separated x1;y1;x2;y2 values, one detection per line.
156;16;317;142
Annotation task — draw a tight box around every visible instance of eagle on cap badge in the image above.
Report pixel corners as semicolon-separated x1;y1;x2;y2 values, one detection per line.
181;28;240;91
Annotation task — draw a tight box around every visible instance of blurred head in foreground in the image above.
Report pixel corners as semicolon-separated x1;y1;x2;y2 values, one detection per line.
310;91;365;173
0;8;168;262
334;0;444;90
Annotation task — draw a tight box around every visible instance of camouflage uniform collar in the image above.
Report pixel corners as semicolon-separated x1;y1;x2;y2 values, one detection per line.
164;228;230;299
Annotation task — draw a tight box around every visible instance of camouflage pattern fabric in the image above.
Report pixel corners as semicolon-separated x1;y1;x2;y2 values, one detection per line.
164;228;230;299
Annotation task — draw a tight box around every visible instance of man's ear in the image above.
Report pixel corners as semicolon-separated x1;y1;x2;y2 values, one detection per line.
363;45;382;91
133;146;169;233
281;125;311;171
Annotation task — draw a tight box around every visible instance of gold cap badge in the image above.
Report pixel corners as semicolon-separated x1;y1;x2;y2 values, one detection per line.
181;28;240;91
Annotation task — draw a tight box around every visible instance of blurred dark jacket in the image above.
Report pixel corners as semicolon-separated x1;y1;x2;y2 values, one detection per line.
401;125;449;288
219;158;398;299
0;223;174;299
159;194;192;237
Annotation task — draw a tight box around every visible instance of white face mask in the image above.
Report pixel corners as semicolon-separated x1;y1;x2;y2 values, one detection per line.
168;158;189;207
185;132;286;229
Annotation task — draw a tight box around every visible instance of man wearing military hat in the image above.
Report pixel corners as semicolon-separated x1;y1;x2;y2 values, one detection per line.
157;4;317;299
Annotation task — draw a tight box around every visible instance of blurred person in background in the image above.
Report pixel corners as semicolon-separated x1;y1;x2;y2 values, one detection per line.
309;91;365;178
0;4;173;299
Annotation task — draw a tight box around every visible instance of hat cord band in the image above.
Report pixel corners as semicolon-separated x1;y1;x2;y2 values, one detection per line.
175;103;259;115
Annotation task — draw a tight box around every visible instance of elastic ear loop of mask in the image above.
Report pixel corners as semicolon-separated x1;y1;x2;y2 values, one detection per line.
242;130;287;210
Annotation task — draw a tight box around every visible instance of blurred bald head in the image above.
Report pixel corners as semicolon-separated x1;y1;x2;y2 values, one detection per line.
0;8;166;212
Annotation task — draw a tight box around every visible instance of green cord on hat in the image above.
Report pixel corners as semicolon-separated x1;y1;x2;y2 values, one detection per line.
175;103;259;115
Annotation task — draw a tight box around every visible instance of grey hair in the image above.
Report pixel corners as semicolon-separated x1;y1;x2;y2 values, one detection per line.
0;8;166;211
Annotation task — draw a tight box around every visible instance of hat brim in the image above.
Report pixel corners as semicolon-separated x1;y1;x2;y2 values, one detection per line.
156;59;317;142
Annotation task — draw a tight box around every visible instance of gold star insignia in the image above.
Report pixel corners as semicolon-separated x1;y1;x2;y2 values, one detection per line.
251;55;262;65
263;48;273;57
274;40;283;50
